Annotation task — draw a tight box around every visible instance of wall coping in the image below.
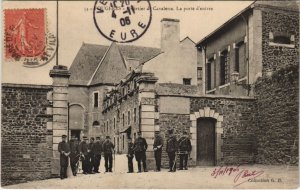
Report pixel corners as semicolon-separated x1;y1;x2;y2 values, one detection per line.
2;83;52;89
157;93;256;100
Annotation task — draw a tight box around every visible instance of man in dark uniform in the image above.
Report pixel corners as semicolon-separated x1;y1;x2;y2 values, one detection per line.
88;137;95;174
178;131;192;170
79;136;89;174
58;134;70;179
133;132;148;173
102;136;115;172
93;136;103;173
126;138;134;173
69;135;79;176
166;129;178;172
153;132;164;172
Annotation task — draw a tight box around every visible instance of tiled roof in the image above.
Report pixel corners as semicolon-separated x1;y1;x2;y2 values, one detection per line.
118;44;161;64
69;43;109;85
69;43;161;86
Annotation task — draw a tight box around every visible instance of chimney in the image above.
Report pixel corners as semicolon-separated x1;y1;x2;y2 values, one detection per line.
161;18;180;52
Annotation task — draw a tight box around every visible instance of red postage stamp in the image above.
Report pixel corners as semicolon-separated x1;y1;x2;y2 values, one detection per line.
4;9;47;63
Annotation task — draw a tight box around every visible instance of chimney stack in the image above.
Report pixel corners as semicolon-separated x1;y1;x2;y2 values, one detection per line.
161;18;180;52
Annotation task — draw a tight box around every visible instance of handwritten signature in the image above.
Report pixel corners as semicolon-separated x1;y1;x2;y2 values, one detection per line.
211;165;264;187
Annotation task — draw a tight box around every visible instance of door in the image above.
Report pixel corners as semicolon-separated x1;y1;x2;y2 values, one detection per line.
197;118;216;166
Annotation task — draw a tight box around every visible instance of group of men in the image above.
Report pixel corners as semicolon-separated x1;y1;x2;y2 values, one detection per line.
58;129;191;179
127;129;192;173
58;135;115;179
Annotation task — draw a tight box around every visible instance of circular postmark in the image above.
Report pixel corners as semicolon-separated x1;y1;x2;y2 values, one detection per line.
93;0;152;43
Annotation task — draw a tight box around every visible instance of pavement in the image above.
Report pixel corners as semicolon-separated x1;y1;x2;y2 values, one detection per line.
5;154;299;189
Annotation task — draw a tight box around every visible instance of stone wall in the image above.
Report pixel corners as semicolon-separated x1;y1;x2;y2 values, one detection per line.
261;7;299;74
190;96;257;165
254;64;299;165
158;113;192;167
1;84;52;186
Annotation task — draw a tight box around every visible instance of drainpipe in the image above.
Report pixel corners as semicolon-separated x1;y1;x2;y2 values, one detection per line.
241;13;250;96
201;45;207;95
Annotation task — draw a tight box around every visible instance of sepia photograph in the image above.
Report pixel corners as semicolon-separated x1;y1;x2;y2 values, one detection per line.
1;0;299;189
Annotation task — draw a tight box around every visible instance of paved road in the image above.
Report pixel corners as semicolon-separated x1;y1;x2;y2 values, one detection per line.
5;155;299;189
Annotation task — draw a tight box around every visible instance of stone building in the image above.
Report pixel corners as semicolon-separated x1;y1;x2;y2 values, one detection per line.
67;18;198;140
102;1;299;168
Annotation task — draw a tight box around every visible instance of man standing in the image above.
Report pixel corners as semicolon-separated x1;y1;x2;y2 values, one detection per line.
102;136;115;172
69;135;79;176
79;136;89;174
178;131;192;170
93;136;103;173
88;137;95;174
126;138;134;173
133;132;148;173
58;134;70;179
153;132;164;172
166;129;178;172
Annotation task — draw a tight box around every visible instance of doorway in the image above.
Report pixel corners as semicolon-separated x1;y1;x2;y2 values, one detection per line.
71;130;81;141
197;118;216;166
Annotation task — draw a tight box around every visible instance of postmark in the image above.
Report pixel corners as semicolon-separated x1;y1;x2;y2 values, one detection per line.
93;0;152;43
4;9;56;67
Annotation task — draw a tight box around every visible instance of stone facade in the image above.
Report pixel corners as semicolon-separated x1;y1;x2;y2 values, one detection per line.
261;7;299;75
254;64;299;165
1;84;52;186
190;96;257;165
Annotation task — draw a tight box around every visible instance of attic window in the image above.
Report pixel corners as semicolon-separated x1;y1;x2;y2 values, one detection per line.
269;32;295;48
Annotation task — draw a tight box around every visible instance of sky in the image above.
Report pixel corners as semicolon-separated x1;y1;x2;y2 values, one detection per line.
2;1;253;85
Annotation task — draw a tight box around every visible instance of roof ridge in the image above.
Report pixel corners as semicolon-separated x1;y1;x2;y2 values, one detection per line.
116;44;128;70
87;43;112;86
117;43;160;50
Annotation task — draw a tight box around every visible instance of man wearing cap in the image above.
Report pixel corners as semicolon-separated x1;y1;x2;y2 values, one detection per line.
166;129;178;172
79;136;89;174
126;138;134;173
88;137;95;174
133;132;148;172
178;131;192;170
153;132;164;172
58;135;70;179
69;135;79;176
102;136;115;172
93;136;103;173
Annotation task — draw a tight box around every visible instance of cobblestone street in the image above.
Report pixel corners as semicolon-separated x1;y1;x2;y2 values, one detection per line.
5;155;299;189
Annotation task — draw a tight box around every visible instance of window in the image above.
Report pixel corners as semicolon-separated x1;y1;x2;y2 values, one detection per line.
197;67;202;80
220;50;229;85
206;58;215;90
113;117;116;130
183;78;191;85
93;92;99;107
122;135;125;150
103;122;106;133
122;113;125;127
269;32;295;48
128;110;131;125
92;121;100;128
235;42;246;78
106;120;109;134
133;108;137;123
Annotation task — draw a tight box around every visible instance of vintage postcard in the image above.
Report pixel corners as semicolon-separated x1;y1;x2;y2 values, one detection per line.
1;0;299;189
